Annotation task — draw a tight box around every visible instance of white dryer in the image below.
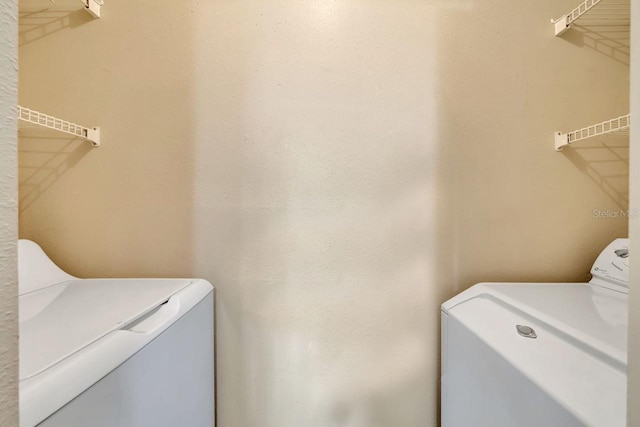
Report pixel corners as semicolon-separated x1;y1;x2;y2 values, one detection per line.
441;238;629;427
18;240;215;427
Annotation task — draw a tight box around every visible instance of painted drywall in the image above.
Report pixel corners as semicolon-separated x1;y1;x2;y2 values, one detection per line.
628;0;639;424
18;1;629;426
0;0;19;425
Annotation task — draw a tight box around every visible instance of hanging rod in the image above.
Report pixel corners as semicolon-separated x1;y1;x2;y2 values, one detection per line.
551;0;630;36
555;114;630;151
18;106;100;147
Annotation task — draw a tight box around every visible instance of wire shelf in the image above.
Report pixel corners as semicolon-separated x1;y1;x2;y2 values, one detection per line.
555;114;630;151
18;106;100;147
552;0;630;36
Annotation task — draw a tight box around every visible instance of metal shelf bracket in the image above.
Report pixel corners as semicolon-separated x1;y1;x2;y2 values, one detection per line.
81;0;103;18
555;114;630;151
551;0;602;36
18;106;101;147
555;132;569;151
551;0;631;36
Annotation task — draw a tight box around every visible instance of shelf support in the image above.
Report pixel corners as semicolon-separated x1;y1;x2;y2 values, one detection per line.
551;0;602;36
18;106;101;147
555;114;630;151
555;132;569;151
81;0;103;19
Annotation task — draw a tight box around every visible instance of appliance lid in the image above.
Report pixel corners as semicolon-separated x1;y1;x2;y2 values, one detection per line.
19;278;194;381
442;282;628;365
442;282;627;427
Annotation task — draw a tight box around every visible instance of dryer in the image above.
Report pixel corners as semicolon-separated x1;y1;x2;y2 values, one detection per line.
18;240;215;427
441;238;629;427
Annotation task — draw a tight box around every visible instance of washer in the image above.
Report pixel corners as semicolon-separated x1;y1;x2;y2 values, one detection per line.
441;238;629;427
18;240;215;427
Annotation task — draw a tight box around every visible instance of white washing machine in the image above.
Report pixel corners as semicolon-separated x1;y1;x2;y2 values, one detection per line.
441;238;629;427
18;240;215;427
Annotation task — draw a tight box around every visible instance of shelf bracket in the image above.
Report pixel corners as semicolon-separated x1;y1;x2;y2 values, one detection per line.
551;16;570;36
18;106;101;147
81;0;102;18
551;0;602;36
555;114;630;151
555;132;569;151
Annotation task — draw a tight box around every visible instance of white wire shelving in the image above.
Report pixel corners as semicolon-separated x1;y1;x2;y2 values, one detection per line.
551;0;631;36
18;106;100;147
555;114;630;151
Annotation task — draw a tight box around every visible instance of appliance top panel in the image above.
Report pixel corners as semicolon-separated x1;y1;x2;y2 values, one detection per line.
19;278;194;381
442;283;627;427
589;238;629;292
442;282;628;364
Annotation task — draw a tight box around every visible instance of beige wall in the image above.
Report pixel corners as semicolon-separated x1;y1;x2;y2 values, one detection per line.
1;0;19;425
18;1;629;426
628;0;639;424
